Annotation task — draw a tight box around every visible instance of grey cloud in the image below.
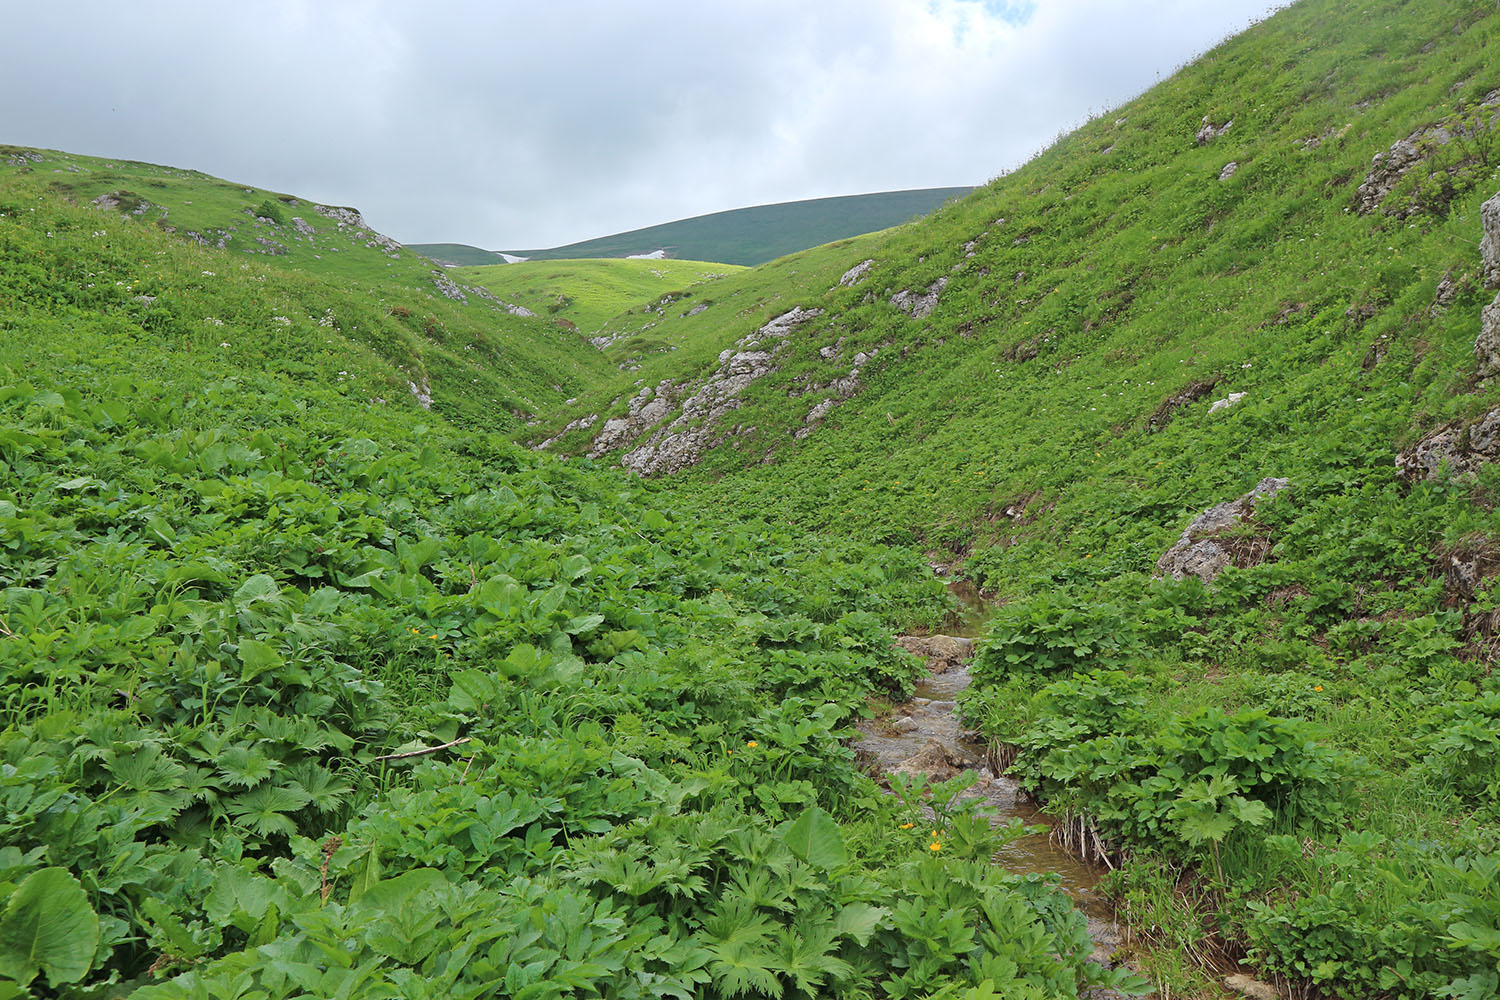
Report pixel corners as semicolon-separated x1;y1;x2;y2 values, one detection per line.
1;0;1281;249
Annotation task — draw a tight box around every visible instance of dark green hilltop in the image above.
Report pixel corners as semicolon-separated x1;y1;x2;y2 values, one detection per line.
410;187;974;267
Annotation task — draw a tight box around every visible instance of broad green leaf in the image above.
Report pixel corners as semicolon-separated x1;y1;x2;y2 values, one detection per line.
239;638;285;681
832;903;888;945
346;847;382;905
234;574;280;604
448;669;501;714
347;868;447;921
779;806;848;871
0;867;99;987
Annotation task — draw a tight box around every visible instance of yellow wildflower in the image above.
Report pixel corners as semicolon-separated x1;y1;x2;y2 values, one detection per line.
746;740;759;749
928;842;942;852
900;822;915;829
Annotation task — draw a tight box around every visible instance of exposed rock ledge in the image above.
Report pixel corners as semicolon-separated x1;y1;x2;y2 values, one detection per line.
890;277;948;319
581;307;822;476
1156;477;1290;583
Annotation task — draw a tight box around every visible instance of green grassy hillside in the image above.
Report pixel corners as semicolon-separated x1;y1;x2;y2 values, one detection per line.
454;257;744;339
538;1;1500;995
410;187;973;268
0;145;614;429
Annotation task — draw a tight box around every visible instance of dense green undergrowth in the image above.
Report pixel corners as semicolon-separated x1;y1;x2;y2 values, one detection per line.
0;165;1148;997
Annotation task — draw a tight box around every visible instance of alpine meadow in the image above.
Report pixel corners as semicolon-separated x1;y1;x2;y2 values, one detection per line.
3;1;1500;999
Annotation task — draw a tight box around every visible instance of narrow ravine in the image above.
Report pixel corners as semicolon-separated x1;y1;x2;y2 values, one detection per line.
853;589;1133;987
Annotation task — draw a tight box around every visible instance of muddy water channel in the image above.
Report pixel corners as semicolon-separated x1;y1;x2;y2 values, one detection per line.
851;636;1125;973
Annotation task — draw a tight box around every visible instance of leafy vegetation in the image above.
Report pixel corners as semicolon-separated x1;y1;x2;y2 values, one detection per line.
0;145;1134;1000
8;0;1500;996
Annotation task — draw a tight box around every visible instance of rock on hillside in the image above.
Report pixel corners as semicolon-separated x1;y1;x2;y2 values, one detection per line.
1157;478;1290;583
1472;190;1500;375
584;307;822;475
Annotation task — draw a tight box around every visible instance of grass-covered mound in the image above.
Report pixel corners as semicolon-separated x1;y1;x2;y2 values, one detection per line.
0;149;614;429
455;257;743;340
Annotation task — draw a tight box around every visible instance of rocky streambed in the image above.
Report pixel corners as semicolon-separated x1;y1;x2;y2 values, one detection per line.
852;633;1128;979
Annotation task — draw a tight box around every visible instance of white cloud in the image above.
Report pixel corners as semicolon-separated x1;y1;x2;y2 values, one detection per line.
0;0;1281;249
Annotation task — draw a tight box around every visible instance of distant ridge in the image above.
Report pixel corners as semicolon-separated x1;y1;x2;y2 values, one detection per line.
410;187;972;267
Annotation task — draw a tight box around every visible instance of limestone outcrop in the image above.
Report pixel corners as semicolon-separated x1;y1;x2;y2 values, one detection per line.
1483;191;1500;290
1397;409;1500;481
583;307;822;475
1356;94;1500;216
1476;190;1500;375
1156;478;1290;583
890;277;947;319
1196;116;1232;145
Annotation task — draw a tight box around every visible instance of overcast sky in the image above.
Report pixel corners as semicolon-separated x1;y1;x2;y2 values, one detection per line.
3;1;1284;250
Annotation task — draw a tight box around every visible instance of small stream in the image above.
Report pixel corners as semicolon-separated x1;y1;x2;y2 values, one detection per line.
852;582;1129;980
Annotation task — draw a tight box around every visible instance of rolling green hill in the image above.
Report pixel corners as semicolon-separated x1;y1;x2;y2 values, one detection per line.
410;187;973;267
0;144;614;429
454;257;744;338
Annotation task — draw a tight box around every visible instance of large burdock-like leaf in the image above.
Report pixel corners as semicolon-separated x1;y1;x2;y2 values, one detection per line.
778;806;848;872
0;867;99;987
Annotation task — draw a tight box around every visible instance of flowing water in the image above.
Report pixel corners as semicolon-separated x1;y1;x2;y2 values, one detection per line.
852;586;1130;981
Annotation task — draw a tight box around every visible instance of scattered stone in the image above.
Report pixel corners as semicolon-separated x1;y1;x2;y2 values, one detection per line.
1156;477;1291;583
1483;191;1500;289
1224;974;1280;1000
1397;408;1500;480
1431;268;1460;315
685;303;709;317
893;739;964;781
536;413;598;450
893;716;920;734
890;277;948;319
894;634;974;674
819;344;841;359
1219;161;1240;181
839;259;874;287
432;271;468;302
1196;116;1233;145
291;216;316;237
1208;391;1247;413
407;377;432;411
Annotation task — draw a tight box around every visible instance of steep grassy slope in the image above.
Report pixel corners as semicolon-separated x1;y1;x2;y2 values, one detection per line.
454;257;744;339
538;1;1500;995
0;146;615;428
418;187;971;267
